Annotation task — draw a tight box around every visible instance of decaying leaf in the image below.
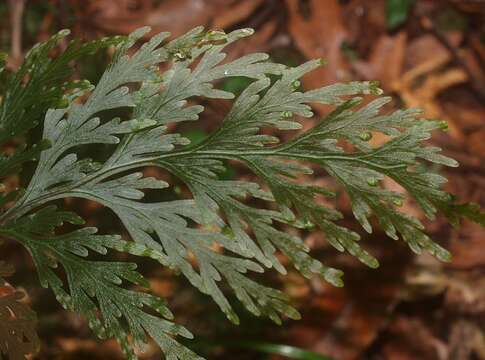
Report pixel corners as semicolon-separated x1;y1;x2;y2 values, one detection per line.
286;0;350;87
0;262;39;360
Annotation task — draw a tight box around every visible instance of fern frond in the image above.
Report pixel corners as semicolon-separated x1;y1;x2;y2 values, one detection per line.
3;206;200;360
0;26;483;360
0;29;123;207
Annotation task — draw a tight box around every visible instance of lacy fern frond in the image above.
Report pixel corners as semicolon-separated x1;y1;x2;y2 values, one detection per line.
3;206;199;360
0;27;483;359
0;31;123;184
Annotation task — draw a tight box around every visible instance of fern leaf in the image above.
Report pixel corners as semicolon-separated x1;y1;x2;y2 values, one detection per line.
0;26;483;360
3;207;200;360
0;30;123;199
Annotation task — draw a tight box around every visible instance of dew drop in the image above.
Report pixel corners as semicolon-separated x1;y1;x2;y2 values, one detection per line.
318;58;328;66
240;28;254;36
438;120;449;131
393;198;403;207
58;98;69;108
367;178;378;187
173;52;185;60
282;111;293;118
303;220;314;229
58;29;71;36
207;30;227;41
359;132;373;141
291;80;301;89
368;80;383;95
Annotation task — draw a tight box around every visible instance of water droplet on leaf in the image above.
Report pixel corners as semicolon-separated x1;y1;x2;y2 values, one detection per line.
240;28;254;36
359;132;373;141
318;58;328;66
393;198;403;207
367;178;379;187
438;120;449;131
173;52;186;60
303;220;314;229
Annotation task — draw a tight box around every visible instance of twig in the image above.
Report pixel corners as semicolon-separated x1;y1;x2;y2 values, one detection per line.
7;0;26;68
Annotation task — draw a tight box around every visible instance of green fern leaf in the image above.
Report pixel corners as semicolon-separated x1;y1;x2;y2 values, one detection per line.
0;26;483;360
3;207;200;360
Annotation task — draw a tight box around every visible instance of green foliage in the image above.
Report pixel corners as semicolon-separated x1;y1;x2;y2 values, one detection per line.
0;26;483;359
232;341;334;360
3;206;199;360
196;339;334;360
386;0;414;30
0;30;123;188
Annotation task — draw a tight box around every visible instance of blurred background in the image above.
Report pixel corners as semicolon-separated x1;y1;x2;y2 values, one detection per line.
1;0;484;359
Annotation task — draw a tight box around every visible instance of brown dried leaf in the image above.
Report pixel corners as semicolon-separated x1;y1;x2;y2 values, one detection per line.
448;224;485;269
56;338;125;359
0;261;14;280
212;0;264;29
0;263;39;360
448;320;485;360
353;32;407;91
468;128;485;160
84;0;231;37
403;34;451;72
386;34;471;141
286;0;350;87
287;237;411;360
380;317;447;360
470;33;485;64
449;0;485;14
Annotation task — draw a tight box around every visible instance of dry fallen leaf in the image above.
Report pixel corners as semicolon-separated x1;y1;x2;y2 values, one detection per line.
0;262;39;360
381;34;472;141
381;317;448;360
286;0;350;88
353;31;407;91
212;0;264;29
83;0;232;37
448;224;485;269
287;237;411;360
